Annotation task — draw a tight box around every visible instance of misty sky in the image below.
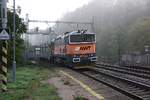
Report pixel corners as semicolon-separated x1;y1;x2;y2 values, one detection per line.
8;0;92;29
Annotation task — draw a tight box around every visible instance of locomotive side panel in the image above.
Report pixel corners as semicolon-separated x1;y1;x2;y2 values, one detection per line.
66;44;96;54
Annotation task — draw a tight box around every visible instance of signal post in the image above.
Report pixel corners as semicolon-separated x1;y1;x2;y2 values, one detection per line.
0;0;10;92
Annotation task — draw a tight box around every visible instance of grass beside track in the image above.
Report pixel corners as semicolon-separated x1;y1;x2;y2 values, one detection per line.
0;63;61;100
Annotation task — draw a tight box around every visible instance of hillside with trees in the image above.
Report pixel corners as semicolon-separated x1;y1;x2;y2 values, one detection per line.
54;0;150;63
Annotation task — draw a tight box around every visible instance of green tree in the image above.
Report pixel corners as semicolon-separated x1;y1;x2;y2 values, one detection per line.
7;10;27;66
127;17;150;53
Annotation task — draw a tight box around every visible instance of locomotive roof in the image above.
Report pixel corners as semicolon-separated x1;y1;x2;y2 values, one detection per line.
53;30;96;41
69;31;95;35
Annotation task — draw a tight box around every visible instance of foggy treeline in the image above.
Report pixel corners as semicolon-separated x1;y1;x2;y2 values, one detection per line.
54;0;150;63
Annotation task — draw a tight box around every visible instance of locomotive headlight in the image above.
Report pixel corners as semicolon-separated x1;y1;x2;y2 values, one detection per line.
91;57;98;62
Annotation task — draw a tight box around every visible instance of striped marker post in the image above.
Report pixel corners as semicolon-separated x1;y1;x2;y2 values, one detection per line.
1;41;8;92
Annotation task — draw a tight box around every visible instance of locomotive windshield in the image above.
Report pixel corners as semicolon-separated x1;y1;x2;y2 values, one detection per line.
70;34;95;43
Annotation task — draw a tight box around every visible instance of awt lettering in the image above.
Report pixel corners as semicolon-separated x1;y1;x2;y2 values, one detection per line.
80;46;91;50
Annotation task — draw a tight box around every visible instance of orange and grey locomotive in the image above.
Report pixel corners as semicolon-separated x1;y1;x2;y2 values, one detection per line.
50;30;97;68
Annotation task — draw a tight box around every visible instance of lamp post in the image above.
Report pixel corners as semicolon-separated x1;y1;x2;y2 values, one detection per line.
12;0;16;82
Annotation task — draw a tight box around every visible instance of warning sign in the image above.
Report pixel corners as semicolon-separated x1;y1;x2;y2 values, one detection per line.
0;29;10;40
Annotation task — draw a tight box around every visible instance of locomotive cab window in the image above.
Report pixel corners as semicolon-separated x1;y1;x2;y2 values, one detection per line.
70;34;95;43
64;36;69;44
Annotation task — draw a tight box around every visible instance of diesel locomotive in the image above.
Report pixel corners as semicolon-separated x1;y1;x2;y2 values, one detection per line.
50;30;97;68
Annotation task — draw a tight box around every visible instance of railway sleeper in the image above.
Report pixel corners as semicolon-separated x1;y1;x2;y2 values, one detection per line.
127;88;143;92
136;91;150;96
126;86;137;89
96;66;150;79
131;90;147;94
97;64;150;75
82;71;145;100
96;69;150;89
141;95;150;99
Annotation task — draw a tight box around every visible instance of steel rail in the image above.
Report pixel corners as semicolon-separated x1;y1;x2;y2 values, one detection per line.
77;67;150;100
80;70;145;100
95;65;150;79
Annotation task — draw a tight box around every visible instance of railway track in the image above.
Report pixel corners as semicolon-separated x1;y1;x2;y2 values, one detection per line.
97;63;150;80
95;67;150;86
80;68;150;100
98;63;150;74
41;59;150;99
75;63;150;100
